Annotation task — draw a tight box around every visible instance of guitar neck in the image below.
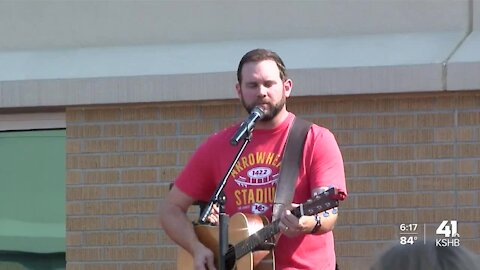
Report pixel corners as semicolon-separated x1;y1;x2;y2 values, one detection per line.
233;219;281;260
231;187;339;261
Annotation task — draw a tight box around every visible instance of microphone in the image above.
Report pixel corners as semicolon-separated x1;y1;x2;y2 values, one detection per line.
230;106;265;145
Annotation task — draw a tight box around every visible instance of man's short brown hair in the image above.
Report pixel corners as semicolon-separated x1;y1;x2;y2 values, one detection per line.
236;48;287;83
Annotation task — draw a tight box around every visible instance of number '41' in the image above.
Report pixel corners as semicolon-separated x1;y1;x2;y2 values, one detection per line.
436;220;459;237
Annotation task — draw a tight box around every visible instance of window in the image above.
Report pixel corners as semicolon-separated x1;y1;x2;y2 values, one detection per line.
0;129;66;269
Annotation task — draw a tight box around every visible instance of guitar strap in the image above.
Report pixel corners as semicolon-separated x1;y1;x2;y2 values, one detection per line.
272;116;312;222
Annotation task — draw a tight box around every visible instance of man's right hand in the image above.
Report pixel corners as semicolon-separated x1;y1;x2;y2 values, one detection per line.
160;186;217;270
192;242;216;270
206;203;220;225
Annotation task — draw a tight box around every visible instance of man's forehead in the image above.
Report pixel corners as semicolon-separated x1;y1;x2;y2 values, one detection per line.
241;60;280;80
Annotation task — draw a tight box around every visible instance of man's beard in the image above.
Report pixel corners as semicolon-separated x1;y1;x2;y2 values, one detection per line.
240;93;286;122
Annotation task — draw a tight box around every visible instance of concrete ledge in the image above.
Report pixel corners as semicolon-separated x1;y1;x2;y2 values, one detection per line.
0;64;446;109
0;32;473;108
447;31;480;90
291;64;444;95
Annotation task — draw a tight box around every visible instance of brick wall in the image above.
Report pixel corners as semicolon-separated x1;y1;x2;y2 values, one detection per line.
65;90;480;270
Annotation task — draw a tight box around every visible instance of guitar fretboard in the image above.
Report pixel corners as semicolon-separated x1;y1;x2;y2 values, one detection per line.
227;187;339;262
233;219;281;259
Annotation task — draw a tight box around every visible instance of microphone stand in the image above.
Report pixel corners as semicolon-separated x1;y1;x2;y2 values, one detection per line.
199;130;253;270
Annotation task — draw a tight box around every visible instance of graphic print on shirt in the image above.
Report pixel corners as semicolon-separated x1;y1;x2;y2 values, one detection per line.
230;151;281;215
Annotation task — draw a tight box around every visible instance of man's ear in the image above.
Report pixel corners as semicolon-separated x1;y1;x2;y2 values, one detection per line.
284;79;293;98
235;83;241;98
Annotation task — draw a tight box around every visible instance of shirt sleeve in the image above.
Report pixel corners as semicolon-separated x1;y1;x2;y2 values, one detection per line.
306;126;347;200
174;137;218;203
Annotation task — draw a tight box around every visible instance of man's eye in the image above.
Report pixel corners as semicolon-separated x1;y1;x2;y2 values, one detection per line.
246;83;258;88
264;82;275;88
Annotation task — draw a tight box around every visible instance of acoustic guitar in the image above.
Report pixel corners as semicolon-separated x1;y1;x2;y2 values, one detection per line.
177;187;339;270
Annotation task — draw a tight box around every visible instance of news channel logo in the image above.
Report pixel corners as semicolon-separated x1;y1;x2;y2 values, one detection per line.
399;220;460;247
434;220;460;247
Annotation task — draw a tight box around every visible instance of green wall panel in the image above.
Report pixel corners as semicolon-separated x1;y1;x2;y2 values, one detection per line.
0;129;65;253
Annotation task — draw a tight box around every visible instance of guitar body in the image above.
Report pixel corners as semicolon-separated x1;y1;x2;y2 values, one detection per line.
177;213;275;270
176;187;339;270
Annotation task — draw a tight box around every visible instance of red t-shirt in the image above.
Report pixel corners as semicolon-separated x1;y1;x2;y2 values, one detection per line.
175;113;347;270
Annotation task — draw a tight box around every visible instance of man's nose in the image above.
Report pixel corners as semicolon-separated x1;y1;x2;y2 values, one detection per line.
257;85;268;97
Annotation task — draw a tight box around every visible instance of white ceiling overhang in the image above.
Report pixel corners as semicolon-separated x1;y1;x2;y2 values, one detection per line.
0;0;479;108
